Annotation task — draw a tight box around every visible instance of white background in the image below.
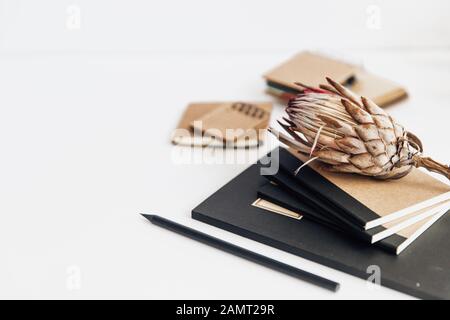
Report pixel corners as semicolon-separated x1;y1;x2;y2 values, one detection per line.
0;0;449;299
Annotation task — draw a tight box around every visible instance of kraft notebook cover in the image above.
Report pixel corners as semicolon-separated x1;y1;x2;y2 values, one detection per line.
276;148;450;230
258;181;449;255
262;155;450;247
191;162;450;299
350;69;407;107
263;51;357;91
171;102;272;148
191;102;270;143
263;51;407;107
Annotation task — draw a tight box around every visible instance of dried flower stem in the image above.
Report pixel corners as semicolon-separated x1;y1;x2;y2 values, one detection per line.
413;156;450;179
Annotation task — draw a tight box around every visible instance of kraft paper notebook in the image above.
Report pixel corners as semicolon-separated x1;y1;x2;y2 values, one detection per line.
264;51;357;92
263;51;407;107
172;102;272;148
276;148;450;230
191;162;450;299
257;180;449;255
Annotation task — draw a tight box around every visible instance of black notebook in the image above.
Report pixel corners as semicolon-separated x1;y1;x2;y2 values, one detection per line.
275;148;450;230
258;181;345;233
257;180;400;253
261;166;403;248
260;160;449;254
257;180;447;255
192;161;450;299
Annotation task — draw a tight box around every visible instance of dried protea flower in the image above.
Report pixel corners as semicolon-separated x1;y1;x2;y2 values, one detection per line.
270;77;450;180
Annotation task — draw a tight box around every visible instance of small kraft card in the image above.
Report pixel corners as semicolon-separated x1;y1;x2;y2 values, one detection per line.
172;102;273;148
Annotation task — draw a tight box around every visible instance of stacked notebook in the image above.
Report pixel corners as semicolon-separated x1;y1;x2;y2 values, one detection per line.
192;148;450;299
259;148;450;254
263;51;408;107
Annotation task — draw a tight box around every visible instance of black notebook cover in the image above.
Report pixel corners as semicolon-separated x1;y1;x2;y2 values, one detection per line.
258;181;343;231
261;166;407;252
275;148;379;227
257;181;405;254
275;148;450;229
192;163;450;299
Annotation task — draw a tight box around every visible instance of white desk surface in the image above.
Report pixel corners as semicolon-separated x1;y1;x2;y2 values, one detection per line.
0;48;449;299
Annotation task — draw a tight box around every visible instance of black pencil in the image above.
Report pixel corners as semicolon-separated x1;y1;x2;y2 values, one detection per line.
141;214;340;292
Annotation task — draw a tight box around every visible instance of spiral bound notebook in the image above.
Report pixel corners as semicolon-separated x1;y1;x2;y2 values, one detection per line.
192;161;450;299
